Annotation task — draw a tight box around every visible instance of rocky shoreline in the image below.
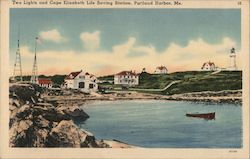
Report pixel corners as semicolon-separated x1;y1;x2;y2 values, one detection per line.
9;83;134;148
164;90;242;104
44;89;242;105
9;83;241;148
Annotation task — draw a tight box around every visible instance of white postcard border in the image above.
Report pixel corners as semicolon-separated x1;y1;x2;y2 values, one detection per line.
0;0;249;159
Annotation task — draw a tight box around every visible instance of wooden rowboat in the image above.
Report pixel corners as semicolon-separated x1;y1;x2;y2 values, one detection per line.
186;112;215;120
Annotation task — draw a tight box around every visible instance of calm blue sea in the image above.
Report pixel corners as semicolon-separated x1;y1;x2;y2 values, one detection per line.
78;100;242;148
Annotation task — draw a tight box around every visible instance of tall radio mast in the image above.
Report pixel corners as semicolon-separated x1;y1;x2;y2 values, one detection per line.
13;25;23;82
30;37;39;84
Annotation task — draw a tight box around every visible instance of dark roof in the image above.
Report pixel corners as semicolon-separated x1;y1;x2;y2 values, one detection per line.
65;70;82;80
156;66;167;70
202;62;215;68
115;71;138;76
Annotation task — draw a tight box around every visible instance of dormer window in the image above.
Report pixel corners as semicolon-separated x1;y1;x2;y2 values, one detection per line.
79;75;85;79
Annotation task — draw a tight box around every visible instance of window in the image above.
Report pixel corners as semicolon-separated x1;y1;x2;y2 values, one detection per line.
89;84;94;89
79;75;85;79
79;82;85;88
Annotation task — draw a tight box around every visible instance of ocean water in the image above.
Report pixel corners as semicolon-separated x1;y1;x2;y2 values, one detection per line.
78;100;242;148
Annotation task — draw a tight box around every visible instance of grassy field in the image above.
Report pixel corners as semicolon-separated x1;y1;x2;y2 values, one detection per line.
99;71;242;95
133;71;211;89
161;71;242;95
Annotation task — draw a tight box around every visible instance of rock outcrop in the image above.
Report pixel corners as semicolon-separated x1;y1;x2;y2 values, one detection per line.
97;140;136;148
47;120;98;148
9;83;95;148
56;105;89;121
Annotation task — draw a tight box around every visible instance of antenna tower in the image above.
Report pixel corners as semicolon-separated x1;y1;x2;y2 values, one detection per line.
13;25;23;82
30;37;39;83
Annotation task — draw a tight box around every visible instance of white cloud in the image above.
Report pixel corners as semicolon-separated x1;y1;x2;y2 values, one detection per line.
80;31;100;50
39;29;67;43
11;36;241;76
161;37;238;70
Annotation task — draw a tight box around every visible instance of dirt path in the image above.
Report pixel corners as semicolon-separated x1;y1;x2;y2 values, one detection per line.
129;80;181;92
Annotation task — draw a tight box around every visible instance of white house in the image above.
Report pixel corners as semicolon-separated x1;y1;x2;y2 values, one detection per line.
201;61;216;71
114;71;139;86
38;78;53;88
154;66;168;74
64;70;98;93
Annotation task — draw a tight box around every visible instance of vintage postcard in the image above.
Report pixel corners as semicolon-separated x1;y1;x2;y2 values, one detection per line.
0;0;249;158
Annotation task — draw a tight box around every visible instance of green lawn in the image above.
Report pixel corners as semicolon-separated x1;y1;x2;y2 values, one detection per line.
162;71;242;95
98;71;242;95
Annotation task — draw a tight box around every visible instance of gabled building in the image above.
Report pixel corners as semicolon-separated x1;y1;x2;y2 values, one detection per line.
154;66;168;74
38;78;53;88
114;71;139;86
64;70;98;92
201;61;216;71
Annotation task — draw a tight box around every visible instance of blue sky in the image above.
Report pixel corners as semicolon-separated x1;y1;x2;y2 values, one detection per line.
10;9;241;76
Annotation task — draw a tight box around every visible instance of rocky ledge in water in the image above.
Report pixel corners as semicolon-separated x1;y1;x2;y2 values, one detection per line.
166;90;242;104
9;83;134;148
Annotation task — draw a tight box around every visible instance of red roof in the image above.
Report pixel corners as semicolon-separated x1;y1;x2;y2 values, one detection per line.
116;71;138;76
65;70;82;80
156;66;167;70
38;78;52;85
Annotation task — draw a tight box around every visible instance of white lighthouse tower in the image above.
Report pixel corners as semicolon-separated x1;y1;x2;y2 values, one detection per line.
229;47;237;71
